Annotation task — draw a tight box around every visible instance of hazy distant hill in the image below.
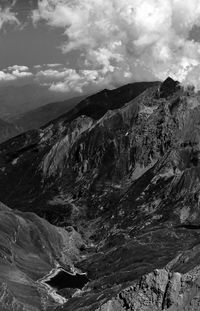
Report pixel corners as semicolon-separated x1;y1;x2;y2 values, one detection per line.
0;83;72;120
11;95;87;131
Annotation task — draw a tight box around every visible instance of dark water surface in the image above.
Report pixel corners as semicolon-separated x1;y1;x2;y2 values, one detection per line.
45;270;89;290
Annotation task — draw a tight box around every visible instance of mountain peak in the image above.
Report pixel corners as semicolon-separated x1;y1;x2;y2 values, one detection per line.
159;76;180;98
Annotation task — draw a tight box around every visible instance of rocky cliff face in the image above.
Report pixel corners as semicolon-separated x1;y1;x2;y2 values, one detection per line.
1;78;200;310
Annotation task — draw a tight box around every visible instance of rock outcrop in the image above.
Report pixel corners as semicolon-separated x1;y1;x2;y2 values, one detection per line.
96;266;200;311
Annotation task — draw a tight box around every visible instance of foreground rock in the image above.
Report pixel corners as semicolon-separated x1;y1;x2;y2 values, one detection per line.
97;265;200;311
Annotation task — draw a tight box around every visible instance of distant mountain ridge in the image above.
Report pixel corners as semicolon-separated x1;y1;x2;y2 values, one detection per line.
10;95;87;132
0;81;159;143
0;84;71;120
47;81;160;126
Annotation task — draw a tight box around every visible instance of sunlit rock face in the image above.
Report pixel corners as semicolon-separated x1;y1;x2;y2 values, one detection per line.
96;266;200;311
2;78;200;310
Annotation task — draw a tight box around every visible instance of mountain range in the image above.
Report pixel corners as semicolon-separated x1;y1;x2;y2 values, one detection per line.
10;95;87;132
0;84;62;119
0;93;87;143
1;78;200;310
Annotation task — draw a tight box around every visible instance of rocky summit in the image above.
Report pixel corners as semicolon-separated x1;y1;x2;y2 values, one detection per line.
1;78;200;310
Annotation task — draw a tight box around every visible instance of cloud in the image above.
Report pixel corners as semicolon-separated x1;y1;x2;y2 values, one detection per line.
0;65;33;84
34;64;42;69
32;0;200;89
48;69;102;93
12;70;33;78
0;6;20;29
0;71;17;82
35;67;105;93
7;65;30;72
0;64;101;95
34;63;62;69
46;63;62;68
0;62;152;95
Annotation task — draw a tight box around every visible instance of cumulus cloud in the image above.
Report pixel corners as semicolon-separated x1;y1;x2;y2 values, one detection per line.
32;0;200;89
46;63;62;68
0;6;20;29
34;65;42;69
0;71;17;82
48;69;102;93
0;65;33;85
0;64;101;95
34;63;62;69
12;70;33;78
35;67;105;93
7;65;30;72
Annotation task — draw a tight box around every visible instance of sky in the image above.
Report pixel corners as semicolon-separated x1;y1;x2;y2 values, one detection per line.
1;0;200;96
